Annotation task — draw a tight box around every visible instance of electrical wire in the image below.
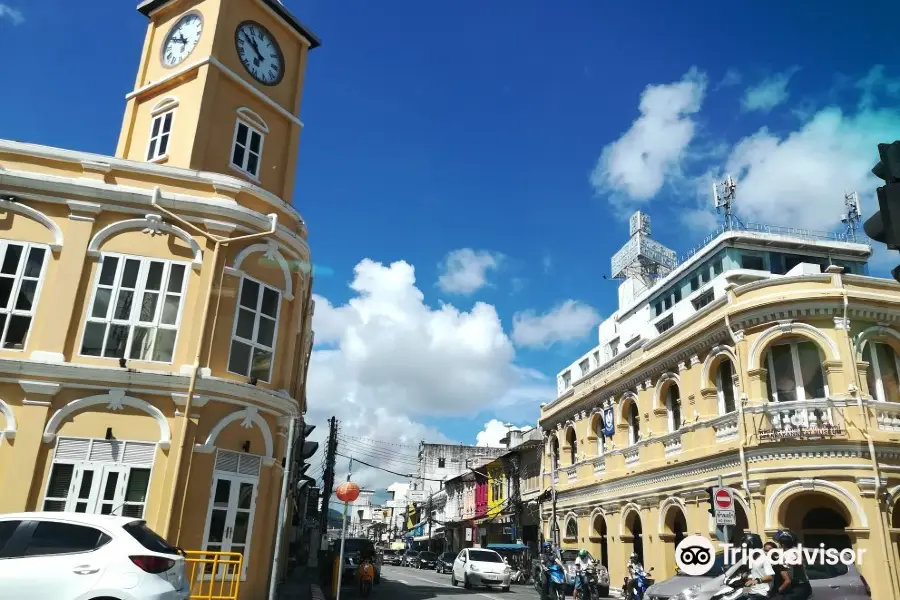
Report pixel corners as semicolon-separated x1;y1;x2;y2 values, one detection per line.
335;452;447;482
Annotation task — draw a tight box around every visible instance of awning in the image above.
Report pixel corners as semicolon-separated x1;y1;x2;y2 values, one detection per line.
487;543;528;551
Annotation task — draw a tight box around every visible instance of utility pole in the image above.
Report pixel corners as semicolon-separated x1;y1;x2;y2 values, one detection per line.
510;452;521;543
426;492;433;553
319;417;338;534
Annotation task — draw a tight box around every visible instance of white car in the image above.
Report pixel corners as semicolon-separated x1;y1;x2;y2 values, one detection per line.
450;547;511;592
0;512;189;600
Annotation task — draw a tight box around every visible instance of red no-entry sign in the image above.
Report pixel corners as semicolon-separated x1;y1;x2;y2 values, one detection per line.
715;488;733;510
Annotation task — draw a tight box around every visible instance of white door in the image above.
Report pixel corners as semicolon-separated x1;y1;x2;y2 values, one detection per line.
201;473;259;579
453;550;466;580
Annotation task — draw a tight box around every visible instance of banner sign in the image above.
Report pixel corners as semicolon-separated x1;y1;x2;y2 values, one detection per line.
602;407;615;437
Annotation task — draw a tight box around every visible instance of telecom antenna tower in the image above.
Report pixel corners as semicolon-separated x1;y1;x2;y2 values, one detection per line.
712;174;743;231
841;191;862;242
610;211;677;290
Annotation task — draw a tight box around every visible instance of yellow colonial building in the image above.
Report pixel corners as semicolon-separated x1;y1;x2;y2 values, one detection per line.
0;0;320;597
539;212;900;599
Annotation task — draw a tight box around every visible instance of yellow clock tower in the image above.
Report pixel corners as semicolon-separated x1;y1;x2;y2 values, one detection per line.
116;0;320;203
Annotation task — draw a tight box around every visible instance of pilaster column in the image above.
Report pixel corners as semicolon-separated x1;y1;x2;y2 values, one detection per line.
0;380;62;512
28;202;101;362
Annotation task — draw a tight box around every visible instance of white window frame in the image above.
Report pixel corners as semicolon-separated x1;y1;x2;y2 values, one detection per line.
0;240;50;352
716;359;738;415
146;108;175;162
666;384;681;432
594;417;605;455
765;340;829;402
41;437;155;519
229;119;265;179
628;402;640;446
79;253;189;364
579;359;590;377
864;341;900;402
227;275;282;383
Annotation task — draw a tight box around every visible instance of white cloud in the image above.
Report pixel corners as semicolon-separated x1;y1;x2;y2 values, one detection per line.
725;107;900;231
437;248;503;295
474;419;530;448
512;300;601;348
542;255;553;274
717;68;742;89
0;4;23;24
307;259;553;490
590;68;708;204
742;68;800;112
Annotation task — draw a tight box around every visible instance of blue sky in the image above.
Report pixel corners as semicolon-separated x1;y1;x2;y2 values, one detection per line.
2;0;900;488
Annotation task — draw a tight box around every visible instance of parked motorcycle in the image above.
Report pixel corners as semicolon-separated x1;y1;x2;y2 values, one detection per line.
623;565;654;600
358;558;375;598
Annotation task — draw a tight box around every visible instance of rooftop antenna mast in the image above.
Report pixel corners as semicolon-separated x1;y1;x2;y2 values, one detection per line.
841;191;862;242
712;174;743;231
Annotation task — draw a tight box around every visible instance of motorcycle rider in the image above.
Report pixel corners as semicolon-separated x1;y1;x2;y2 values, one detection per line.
540;541;564;599
772;530;812;599
624;552;643;598
740;533;775;600
572;549;593;598
764;541;791;597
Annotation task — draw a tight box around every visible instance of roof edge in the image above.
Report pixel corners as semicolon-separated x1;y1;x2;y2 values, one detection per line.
137;0;321;49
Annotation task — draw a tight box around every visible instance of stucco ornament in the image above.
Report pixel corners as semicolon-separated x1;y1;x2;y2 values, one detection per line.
141;213;164;236
106;388;126;411
240;406;259;428
264;239;279;261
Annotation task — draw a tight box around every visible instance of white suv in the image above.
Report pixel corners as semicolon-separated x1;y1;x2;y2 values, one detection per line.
0;512;189;600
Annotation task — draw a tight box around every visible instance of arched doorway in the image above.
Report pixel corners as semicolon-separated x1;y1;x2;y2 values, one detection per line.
661;504;688;578
623;510;644;565
779;492;852;551
591;513;609;568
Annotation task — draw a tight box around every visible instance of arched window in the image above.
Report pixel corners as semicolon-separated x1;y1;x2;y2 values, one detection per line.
765;340;828;402
628;401;640;445
863;341;900;403
230;108;269;179
146;97;178;161
666;384;681;432
566;427;577;465
717;359;737;414
593;415;605;455
565;517;578;540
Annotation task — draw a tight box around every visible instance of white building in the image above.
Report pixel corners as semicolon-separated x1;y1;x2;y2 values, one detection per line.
552;215;871;406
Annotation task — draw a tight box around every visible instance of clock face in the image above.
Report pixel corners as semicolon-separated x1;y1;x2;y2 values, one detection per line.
235;21;284;86
161;12;203;68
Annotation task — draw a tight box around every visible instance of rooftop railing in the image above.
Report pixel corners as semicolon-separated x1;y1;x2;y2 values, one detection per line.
676;222;866;265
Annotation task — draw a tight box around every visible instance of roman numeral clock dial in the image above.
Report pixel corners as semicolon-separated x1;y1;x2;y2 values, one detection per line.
235;22;285;86
161;12;203;67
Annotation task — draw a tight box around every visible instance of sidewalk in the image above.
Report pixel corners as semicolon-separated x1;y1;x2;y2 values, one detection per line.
276;566;326;600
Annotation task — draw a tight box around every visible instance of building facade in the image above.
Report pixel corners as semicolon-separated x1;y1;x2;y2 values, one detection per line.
540;219;900;600
0;0;320;598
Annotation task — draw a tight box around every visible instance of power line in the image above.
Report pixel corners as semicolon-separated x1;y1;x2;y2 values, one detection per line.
338;434;419;449
334;452;447;482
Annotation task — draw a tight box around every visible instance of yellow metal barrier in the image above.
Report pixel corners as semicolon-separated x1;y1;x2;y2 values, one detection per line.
183;550;244;600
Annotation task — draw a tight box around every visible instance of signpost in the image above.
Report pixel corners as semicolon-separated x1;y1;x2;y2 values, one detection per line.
712;475;736;543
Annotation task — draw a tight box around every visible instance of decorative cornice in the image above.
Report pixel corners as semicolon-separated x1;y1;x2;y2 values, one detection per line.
66;200;103;222
18;379;62;397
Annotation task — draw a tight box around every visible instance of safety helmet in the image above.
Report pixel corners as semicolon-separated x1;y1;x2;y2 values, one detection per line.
773;529;798;548
740;533;763;550
578;549;588;558
629;552;638;561
542;541;552;552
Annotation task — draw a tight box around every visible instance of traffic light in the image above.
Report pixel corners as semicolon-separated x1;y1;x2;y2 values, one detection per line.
706;487;716;515
864;141;900;281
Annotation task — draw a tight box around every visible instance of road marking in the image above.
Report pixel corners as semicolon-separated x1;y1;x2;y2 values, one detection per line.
401;571;456;588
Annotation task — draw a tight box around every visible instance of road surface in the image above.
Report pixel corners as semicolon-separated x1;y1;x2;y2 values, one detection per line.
371;565;540;599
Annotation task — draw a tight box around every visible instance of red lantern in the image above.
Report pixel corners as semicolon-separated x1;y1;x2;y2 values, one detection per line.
336;481;360;503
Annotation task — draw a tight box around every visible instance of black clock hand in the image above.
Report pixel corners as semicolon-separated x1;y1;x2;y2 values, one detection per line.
243;34;263;59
